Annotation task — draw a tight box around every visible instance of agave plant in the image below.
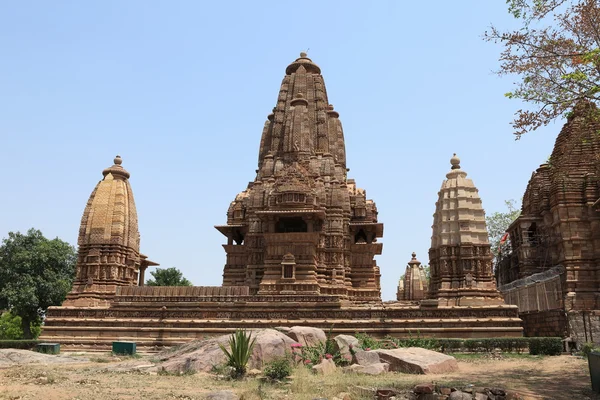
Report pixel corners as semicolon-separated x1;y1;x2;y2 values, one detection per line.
218;329;256;377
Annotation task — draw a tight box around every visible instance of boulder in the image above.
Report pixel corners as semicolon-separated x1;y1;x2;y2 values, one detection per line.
449;391;471;400
156;329;298;373
332;334;359;357
414;383;434;394
374;347;458;374
286;326;327;347
352;349;381;366
312;358;336;375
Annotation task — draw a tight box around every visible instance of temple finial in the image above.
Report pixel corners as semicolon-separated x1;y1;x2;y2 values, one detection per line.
450;153;461;170
300;51;307;58
114;155;122;165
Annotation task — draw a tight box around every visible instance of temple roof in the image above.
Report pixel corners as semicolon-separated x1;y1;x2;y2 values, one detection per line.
431;154;489;248
257;52;347;175
78;155;140;252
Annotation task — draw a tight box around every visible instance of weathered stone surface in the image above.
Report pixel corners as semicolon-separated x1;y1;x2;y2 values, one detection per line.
250;329;299;368
474;393;488;400
448;392;471;400
156;329;298;372
343;362;388;375
312;358;336;375
204;391;239;400
374;348;458;374
332;334;359;357
414;383;434;394
352;349;381;366
287;326;326;347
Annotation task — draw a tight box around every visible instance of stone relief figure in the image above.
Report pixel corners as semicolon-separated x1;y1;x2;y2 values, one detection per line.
293;140;300;151
465;273;473;288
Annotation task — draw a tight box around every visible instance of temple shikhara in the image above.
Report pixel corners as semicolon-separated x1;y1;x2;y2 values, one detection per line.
41;53;522;349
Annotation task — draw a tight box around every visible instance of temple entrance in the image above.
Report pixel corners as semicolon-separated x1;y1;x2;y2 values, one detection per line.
276;217;307;233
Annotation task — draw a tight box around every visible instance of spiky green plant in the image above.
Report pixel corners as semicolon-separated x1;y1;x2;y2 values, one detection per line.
219;329;256;378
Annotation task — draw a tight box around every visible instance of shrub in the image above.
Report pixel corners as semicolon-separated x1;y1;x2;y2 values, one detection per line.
0;340;40;349
218;329;256;378
581;342;598;357
529;337;562;356
263;358;292;380
354;332;380;350
0;312;41;340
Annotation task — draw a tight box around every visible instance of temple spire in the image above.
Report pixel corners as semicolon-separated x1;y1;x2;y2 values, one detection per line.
256;53;346;177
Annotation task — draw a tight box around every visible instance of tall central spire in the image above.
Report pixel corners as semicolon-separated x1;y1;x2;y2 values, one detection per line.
217;53;383;301
257;52;346;177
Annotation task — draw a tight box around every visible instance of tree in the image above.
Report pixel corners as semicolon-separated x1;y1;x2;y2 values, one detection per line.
0;229;76;339
0;311;41;340
485;0;600;137
146;267;192;286
486;199;522;257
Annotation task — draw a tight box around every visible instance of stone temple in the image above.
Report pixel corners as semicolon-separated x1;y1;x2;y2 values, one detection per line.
41;54;522;349
497;101;600;344
216;52;382;301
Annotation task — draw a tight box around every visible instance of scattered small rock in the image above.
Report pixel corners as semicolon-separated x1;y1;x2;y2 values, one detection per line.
204;390;239;400
312;358;336;375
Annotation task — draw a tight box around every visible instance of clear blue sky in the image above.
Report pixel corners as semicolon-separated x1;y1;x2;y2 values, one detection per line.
0;1;558;300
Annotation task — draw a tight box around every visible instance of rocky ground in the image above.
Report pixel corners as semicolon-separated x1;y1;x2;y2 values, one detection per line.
0;350;596;400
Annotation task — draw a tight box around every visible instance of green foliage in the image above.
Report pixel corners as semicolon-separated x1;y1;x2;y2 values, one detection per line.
528;337;562;355
146;267;192;286
463;338;528;354
486;199;521;257
0;312;41;340
580;342;598;356
385;332;438;350
218;329;256;378
354;332;381;350
351;333;559;355
0;340;40;349
0;229;76;339
263;357;292;380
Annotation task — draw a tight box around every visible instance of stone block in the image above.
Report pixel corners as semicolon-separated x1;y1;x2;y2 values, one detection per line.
374;348;458;374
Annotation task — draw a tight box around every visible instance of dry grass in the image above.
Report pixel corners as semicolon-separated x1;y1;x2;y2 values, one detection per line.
0;354;597;400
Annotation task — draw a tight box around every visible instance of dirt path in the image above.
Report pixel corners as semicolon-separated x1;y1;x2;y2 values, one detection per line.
0;353;596;400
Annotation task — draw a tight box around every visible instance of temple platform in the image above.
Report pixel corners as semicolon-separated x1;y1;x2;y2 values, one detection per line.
41;286;523;351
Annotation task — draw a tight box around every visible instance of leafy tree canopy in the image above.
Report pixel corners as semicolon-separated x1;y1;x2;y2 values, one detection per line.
485;0;600;137
0;229;76;339
486;199;521;257
146;267;192;286
0;311;41;340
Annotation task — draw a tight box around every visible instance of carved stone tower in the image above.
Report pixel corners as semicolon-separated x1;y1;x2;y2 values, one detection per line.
396;252;429;301
216;53;383;301
64;156;156;306
428;154;503;306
